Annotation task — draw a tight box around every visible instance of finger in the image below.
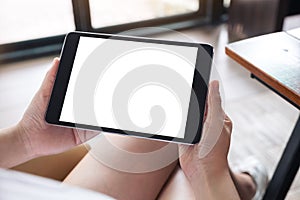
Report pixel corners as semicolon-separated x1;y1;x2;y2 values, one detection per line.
203;81;221;122
39;58;60;99
200;81;221;138
205;81;224;125
73;129;100;144
44;57;60;85
198;81;225;157
224;115;233;134
203;95;208;121
209;80;223;116
82;130;100;141
224;115;232;124
49;58;59;75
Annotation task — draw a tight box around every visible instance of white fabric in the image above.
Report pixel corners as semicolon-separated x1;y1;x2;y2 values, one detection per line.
0;168;115;200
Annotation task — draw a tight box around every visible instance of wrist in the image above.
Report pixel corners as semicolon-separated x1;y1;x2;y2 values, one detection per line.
0;124;35;168
184;158;230;189
190;161;230;182
187;162;232;200
183;155;229;181
14;123;35;161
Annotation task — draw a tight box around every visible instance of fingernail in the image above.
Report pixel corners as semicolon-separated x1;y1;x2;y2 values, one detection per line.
214;81;219;91
211;80;219;93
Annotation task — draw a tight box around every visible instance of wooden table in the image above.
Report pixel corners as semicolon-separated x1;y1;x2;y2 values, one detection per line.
226;28;300;200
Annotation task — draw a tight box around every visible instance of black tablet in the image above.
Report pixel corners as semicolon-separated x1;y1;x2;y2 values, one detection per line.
46;31;213;144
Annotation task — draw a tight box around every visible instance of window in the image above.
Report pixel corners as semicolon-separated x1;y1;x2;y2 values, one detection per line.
0;0;74;45
73;0;208;33
89;0;200;28
0;0;75;63
0;0;218;63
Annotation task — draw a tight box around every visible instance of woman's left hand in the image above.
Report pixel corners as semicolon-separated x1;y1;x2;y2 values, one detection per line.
18;58;99;159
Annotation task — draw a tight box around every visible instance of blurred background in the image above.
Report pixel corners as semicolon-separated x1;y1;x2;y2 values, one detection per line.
0;0;300;62
0;0;300;199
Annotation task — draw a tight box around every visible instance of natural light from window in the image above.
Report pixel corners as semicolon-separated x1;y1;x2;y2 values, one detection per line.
0;0;74;44
89;0;199;28
0;0;201;45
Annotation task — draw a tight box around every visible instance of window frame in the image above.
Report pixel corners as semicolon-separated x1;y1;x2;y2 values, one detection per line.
0;0;216;64
72;0;210;33
0;35;64;64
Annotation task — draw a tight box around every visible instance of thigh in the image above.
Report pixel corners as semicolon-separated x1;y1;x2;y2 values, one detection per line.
12;145;88;181
64;134;178;200
158;166;195;200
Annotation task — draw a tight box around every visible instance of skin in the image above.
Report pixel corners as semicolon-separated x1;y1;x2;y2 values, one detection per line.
158;82;255;200
0;58;255;200
178;81;240;200
0;58;98;168
63;81;240;200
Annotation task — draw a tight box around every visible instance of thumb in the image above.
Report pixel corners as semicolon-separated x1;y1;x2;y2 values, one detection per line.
198;80;225;158
209;80;223;117
39;58;60;99
205;80;224;126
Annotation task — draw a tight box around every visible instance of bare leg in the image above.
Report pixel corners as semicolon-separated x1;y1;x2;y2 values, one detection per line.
158;82;256;200
61;136;255;200
158;166;195;200
158;167;256;200
64;134;178;200
230;170;256;200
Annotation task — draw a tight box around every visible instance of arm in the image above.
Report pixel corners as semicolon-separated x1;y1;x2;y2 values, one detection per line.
0;125;31;168
0;58;99;169
187;160;240;200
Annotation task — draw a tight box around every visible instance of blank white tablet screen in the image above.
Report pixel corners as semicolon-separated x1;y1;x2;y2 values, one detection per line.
59;36;198;138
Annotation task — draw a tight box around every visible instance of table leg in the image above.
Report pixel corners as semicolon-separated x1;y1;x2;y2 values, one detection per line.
250;74;300;110
263;116;300;200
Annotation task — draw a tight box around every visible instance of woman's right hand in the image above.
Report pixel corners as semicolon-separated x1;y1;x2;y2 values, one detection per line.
178;81;239;200
178;81;235;196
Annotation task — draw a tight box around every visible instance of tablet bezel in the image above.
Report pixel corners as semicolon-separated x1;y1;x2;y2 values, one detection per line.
46;31;213;144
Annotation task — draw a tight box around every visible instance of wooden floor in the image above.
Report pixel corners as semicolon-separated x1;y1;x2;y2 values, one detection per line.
0;24;299;199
